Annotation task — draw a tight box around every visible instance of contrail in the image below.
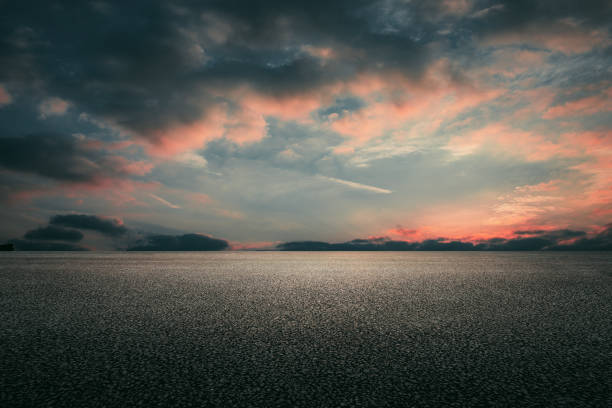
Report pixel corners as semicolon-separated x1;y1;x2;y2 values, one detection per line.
321;176;392;194
149;193;181;209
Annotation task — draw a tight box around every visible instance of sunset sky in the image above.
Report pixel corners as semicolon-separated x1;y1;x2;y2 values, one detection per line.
1;0;611;250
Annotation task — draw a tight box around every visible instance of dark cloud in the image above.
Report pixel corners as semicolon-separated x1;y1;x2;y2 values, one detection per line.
50;214;128;236
486;237;552;251
1;0;609;145
0;0;432;140
127;233;229;251
514;230;547;235
504;229;588;250
471;0;612;35
278;225;612;251
550;224;612;251
10;213;231;251
24;225;83;242
278;241;335;251
278;238;482;251
0;132;141;183
9;239;88;251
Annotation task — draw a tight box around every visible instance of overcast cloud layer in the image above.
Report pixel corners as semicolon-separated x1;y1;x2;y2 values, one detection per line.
1;1;611;249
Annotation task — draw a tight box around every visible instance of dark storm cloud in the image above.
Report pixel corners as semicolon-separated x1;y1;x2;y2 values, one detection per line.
9;239;88;251
50;214;128;237
0;132;139;183
24;225;83;242
127;233;229;251
278;225;612;251
2;0;609;143
0;0;433;139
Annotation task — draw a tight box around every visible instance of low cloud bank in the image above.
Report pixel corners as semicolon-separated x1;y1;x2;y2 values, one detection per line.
127;234;229;251
24;225;84;242
9;216;612;251
9;239;88;251
9;214;228;251
278;225;612;251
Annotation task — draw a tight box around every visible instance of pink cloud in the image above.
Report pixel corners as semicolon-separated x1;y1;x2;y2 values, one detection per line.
445;123;586;161
108;156;154;176
301;45;336;60
213;208;246;220
145;105;227;156
514;180;561;193
188;192;212;205
6;177;161;209
476;49;548;79
39;97;70;118
0;84;12;107
414;127;611;234
441;0;474;16
327;62;502;145
378;173;610;243
543;89;612;119
223;105;267;145
505;88;556;120
143;89;329;156
233;87;328;123
105;140;135;151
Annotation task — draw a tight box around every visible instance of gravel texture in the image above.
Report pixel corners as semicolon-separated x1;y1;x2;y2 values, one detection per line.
1;251;611;407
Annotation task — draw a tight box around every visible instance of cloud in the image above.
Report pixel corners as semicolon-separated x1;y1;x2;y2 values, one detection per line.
38;97;69;118
543;90;612;119
1;1;608;158
471;4;505;19
202;119;345;176
0;84;12;107
9;239;88;251
277;239;467;251
0;133;151;183
9;213;232;251
278;224;612;251
0;0;433;152
49;214;128;237
551;223;612;251
472;1;611;53
316;97;366;121
127;233;229;251
23;225;84;242
0;1;610;245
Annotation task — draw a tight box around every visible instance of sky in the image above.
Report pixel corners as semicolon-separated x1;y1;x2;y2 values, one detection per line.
0;0;611;250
